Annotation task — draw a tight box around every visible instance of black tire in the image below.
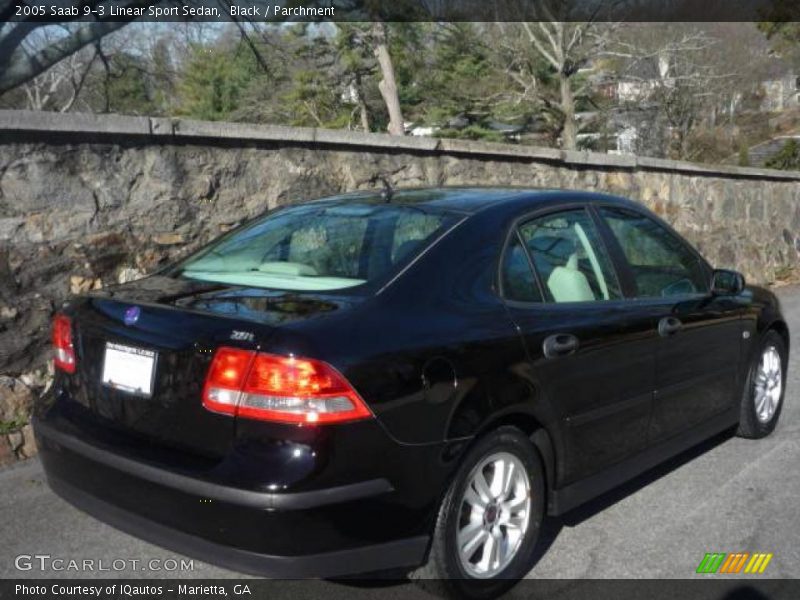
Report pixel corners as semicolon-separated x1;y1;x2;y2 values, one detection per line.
737;330;787;439
410;426;545;600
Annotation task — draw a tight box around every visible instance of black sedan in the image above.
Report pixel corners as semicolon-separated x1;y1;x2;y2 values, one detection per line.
35;188;788;598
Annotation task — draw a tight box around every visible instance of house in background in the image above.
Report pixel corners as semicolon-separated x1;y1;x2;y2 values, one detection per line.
576;55;671;156
614;53;673;104
760;71;799;112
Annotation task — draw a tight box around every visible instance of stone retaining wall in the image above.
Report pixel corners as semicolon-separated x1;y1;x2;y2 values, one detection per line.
2;109;800;462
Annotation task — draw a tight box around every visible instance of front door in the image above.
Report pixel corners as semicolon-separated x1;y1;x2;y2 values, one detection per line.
595;207;744;444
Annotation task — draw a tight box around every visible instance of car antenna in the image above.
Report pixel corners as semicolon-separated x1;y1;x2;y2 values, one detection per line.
379;177;393;203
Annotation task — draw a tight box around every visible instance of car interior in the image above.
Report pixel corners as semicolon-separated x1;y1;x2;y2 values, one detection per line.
526;224;613;303
181;207;446;291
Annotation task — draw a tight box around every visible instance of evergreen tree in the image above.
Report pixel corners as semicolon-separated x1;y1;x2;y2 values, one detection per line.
177;39;260;121
765;139;800;170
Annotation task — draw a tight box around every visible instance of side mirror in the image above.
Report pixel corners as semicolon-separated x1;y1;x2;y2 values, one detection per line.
711;269;745;295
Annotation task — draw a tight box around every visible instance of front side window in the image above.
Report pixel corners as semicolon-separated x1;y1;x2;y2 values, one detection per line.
599;208;708;298
177;203;457;292
517;209;622;303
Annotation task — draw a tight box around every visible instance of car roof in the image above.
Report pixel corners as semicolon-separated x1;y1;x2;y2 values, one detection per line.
306;187;643;214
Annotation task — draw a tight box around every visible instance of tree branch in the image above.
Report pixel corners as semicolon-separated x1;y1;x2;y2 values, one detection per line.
522;22;560;70
0;20;128;94
0;22;45;69
62;49;98;112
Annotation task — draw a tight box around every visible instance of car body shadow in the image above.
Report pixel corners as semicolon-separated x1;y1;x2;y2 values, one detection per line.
528;427;737;564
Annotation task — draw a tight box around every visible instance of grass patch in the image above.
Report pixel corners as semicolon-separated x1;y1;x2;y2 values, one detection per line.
0;418;27;435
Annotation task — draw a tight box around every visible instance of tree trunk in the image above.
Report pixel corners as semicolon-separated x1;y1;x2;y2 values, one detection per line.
358;97;370;132
559;71;577;150
371;22;404;136
355;75;370;132
680;120;693;159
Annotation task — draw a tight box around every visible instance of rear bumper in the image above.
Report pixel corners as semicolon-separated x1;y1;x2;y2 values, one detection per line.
46;474;427;578
36;418;393;511
34;417;431;577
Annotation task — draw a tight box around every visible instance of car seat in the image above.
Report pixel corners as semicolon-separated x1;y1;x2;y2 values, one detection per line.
527;235;595;302
547;254;595;302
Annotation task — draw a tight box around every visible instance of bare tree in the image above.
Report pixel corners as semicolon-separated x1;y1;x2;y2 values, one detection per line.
22;50;97;112
0;0;154;95
700;23;781;123
611;24;737;159
509;0;620;149
17;27;98;111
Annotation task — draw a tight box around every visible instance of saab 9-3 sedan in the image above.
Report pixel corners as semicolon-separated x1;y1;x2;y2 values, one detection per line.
35;188;788;598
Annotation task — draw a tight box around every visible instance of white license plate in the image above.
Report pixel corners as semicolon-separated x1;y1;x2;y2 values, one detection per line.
101;342;156;396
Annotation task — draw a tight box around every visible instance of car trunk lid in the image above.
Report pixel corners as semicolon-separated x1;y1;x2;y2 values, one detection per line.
60;275;362;460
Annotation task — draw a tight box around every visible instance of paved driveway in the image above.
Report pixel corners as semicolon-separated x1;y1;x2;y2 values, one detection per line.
2;287;799;595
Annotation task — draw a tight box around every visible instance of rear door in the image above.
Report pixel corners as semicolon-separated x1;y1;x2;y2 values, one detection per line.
500;206;656;486
594;207;744;444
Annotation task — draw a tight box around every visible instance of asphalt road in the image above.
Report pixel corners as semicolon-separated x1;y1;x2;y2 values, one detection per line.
2;286;799;596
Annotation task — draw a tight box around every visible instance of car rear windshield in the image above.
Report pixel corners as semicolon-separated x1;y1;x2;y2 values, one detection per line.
176;202;459;292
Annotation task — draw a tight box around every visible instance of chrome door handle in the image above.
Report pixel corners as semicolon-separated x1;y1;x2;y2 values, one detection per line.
543;333;579;359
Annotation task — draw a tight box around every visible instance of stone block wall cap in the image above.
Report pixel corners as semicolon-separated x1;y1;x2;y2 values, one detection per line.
312;128;440;151
636;155;800;180
149;117;175;135
438;138;564;161
171;119;441;151
172;118;317;143
561;149;638;168
2;110;800;180
0;109;150;135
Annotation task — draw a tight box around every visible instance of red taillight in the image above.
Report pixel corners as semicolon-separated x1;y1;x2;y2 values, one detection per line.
201;347;254;415
52;314;76;374
202;347;372;425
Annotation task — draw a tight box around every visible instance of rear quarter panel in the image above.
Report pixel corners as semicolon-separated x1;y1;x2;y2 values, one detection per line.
280;208;556;448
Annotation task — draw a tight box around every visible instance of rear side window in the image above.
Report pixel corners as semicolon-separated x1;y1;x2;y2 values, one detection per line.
391;212;445;263
599;208;708;298
283;215;367;277
178;203;457;292
501;235;543;302
518;209;622;303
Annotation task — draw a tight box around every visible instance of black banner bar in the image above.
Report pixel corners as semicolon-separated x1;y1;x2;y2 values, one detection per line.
5;0;800;23
3;579;800;600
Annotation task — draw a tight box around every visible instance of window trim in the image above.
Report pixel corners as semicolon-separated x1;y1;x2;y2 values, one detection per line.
591;203;713;301
497;203;627;308
587;205;638;298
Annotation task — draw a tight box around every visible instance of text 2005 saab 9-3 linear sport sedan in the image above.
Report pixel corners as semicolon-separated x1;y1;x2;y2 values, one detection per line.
35;188;788;598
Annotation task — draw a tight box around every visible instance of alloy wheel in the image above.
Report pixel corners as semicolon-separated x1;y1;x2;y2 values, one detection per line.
754;345;782;423
456;452;531;578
